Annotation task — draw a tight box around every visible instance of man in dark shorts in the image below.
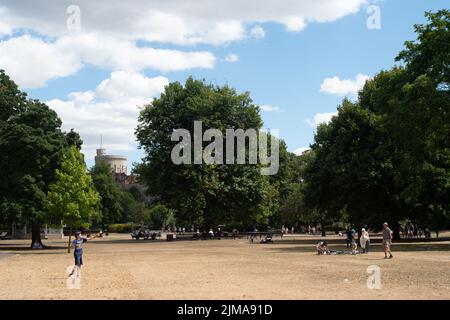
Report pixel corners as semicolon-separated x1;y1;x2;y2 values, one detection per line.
69;231;87;277
346;226;354;248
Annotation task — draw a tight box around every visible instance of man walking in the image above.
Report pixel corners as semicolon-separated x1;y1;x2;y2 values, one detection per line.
382;222;393;259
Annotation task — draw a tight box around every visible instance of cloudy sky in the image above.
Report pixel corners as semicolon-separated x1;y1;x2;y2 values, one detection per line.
0;0;446;168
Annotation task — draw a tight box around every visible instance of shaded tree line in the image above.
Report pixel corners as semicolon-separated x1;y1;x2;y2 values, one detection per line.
288;11;449;239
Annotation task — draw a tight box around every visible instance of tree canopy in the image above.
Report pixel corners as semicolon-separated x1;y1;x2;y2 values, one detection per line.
136;77;280;228
300;10;450;237
0;70;74;246
46;146;101;231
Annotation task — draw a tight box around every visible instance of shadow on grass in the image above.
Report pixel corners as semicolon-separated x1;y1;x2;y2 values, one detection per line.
91;239;167;245
0;244;67;253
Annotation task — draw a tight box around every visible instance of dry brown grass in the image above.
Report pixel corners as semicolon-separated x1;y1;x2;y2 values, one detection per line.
1;233;449;300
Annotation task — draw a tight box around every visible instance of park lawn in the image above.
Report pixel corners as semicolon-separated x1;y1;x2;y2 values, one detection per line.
0;233;449;300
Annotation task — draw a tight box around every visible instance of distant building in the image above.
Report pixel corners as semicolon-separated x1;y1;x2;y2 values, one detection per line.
95;148;127;174
94;148;153;204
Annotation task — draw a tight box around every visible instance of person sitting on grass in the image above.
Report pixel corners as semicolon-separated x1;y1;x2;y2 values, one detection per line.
316;241;330;255
260;233;273;244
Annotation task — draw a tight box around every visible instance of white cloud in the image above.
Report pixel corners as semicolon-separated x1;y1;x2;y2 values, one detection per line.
320;73;370;96
96;71;168;102
0;0;366;45
293;147;310;155
46;71;169;160
305;112;337;127
282;16;307;31
0;35;82;88
0;33;215;88
260;104;282;112
250;25;265;38
202;20;246;45
0;7;12;35
225;53;239;63
0;1;366;87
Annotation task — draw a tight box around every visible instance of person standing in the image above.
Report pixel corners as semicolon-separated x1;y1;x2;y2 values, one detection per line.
346;226;354;248
69;231;87;277
360;228;370;254
382;222;393;259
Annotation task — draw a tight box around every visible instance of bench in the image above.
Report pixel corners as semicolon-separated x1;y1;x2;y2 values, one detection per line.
131;230;162;240
175;233;196;240
0;231;11;240
243;231;284;242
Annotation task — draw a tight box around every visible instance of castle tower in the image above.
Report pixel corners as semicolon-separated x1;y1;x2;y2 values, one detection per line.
95;148;128;174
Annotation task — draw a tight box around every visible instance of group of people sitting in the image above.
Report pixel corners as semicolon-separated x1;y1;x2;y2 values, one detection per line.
400;222;433;239
193;228;219;239
317;227;371;255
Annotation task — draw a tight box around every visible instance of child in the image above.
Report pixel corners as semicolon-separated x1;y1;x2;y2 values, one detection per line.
69;231;87;278
351;238;358;255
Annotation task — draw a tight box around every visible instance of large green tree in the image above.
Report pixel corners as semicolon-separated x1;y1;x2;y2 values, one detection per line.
303;100;396;232
46;146;101;252
0;70;77;247
302;11;450;238
136;78;276;228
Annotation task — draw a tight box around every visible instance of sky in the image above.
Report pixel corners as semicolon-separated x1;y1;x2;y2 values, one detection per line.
0;0;448;169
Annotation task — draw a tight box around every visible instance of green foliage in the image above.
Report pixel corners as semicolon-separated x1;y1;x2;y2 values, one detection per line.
120;190;147;224
108;223;133;233
46;146;101;228
136;77;276;228
90;162;124;224
128;186;144;202
66;129;83;150
301;11;450;235
0;70;76;235
143;204;175;229
396;10;450;87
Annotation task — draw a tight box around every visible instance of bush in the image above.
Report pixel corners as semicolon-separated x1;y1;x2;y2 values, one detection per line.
108;223;133;233
145;204;175;229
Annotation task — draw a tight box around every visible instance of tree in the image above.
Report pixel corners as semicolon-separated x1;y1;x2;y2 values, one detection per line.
46;147;101;252
136;78;275;228
396;10;450;88
90;162;124;225
0;70;72;248
302;11;450;238
303;100;397;233
393;10;450;232
277;151;332;233
120;190;146;224
144;204;175;229
66;128;83;150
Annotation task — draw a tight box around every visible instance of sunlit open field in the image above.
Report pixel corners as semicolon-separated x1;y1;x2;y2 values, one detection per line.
1;233;450;300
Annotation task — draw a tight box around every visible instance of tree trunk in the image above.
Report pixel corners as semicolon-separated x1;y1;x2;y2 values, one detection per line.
31;222;44;249
392;222;401;241
67;226;72;253
321;223;326;237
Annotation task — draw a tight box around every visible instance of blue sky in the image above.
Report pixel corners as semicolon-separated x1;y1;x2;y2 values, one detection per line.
1;0;448;169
